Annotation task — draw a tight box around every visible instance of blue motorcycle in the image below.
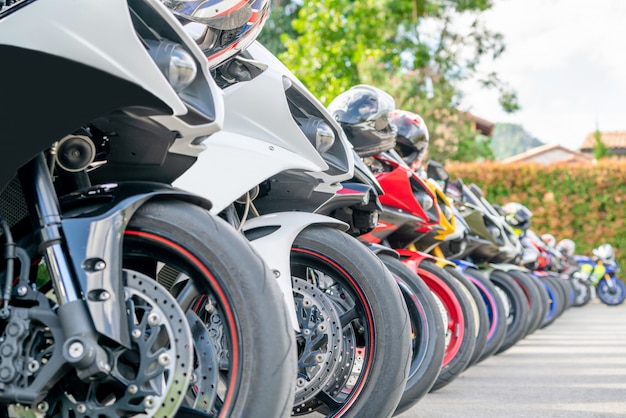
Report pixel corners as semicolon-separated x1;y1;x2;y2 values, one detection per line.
574;244;626;306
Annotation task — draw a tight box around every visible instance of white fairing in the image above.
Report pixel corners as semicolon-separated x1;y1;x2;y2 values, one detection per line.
173;50;331;207
242;212;349;330
0;0;184;114
1;0;224;154
246;42;355;186
174;130;324;213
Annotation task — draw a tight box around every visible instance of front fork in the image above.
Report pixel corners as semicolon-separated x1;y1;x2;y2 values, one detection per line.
18;154;114;379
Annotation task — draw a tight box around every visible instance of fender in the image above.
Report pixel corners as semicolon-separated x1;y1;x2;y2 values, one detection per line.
490;263;530;273
362;242;399;259
60;182;212;347
242;212;348;330
399;248;457;270
451;259;480;271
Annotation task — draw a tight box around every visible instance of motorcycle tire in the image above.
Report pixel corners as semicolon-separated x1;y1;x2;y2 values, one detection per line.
464;267;507;364
444;266;489;368
123;201;298;418
538;275;562;329
569;273;592;307
506;270;546;336
557;274;576;311
490;270;530;355
376;254;445;416
417;260;476;393
597;277;626;306
290;226;411;418
545;274;568;320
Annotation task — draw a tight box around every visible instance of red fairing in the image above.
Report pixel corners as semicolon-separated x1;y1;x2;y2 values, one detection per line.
374;156;440;229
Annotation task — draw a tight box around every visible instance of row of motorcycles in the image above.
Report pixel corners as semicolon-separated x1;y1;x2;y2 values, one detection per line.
0;0;618;417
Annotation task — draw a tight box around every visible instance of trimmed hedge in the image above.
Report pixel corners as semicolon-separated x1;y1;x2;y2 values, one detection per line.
446;160;626;271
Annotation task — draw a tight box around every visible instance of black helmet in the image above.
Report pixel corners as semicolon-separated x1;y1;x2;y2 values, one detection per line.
502;202;532;233
389;110;429;170
327;84;396;157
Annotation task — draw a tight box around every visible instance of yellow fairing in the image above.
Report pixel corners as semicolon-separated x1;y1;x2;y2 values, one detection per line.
425;178;456;241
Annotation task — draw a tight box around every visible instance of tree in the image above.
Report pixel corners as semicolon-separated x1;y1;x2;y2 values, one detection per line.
593;129;609;160
258;0;519;162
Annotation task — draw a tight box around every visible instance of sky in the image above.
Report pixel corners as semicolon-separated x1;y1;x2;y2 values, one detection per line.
458;0;626;150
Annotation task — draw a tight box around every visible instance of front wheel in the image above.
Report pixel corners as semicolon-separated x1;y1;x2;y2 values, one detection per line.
291;227;411;417
417;260;476;392
123;201;297;418
377;254;445;416
597;277;626;306
490;270;530;354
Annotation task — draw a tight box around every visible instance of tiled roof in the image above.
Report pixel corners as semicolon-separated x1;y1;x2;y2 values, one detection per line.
501;144;593;164
580;131;626;150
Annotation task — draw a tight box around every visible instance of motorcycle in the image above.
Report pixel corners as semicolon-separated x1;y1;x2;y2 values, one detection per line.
174;41;412;417
0;1;297;416
574;243;625;306
335;140;477;393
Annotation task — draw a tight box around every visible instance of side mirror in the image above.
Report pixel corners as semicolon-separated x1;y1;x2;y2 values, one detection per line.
469;183;484;198
426;160;449;182
426;160;449;193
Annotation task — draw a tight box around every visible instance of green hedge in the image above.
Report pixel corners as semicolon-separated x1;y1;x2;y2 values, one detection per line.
446;160;626;271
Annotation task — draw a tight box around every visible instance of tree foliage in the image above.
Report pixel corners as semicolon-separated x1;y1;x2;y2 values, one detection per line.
258;0;519;162
593;128;609;159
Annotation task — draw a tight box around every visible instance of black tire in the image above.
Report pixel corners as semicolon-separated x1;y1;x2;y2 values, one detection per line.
419;260;476;393
544;274;568;320
506;269;546;336
464;267;507;363
538;274;563;329
490;270;530;355
556;274;575;311
124;201;297;418
290;227;411;418
444;266;489;368
377;254;445;416
569;273;593;307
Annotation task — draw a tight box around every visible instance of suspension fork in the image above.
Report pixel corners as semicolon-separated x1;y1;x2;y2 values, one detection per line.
18;154;113;378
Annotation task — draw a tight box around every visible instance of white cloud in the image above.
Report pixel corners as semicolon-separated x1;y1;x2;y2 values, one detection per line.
458;0;626;149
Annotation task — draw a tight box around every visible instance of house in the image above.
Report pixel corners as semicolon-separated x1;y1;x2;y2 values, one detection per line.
501;144;594;165
579;131;626;158
463;112;495;137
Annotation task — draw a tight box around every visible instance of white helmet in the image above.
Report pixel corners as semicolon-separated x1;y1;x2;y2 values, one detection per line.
556;239;576;258
593;243;615;263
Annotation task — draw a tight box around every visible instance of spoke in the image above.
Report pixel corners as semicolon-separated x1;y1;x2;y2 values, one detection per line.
315;390;343;414
175;280;201;311
339;306;359;328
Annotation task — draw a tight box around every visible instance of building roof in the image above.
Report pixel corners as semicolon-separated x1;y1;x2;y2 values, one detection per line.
461;112;495;137
580;131;626;151
501;143;594;165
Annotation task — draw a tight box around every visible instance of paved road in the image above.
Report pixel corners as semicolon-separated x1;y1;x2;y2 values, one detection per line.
397;298;626;418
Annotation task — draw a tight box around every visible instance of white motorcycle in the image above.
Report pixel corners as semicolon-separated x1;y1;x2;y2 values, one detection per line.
174;40;412;417
0;1;296;416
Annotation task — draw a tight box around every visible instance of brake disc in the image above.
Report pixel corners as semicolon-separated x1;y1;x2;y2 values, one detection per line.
292;277;343;409
57;270;193;418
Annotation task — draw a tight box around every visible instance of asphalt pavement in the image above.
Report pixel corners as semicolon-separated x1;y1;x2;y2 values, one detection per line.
397;297;626;418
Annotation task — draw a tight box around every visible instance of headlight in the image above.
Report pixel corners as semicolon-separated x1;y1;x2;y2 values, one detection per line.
413;189;433;211
147;41;198;92
440;200;453;221
297;117;336;154
168;46;197;92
